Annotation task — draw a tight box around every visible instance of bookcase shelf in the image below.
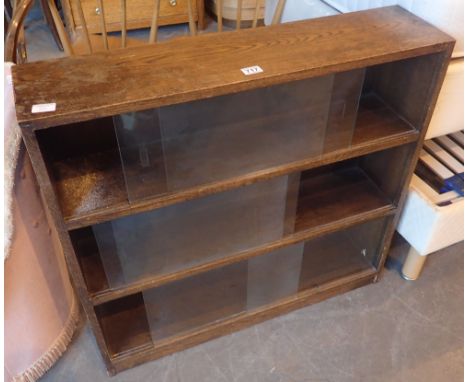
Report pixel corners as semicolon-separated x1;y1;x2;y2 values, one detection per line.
96;217;387;359
71;156;400;305
13;6;454;375
39;93;417;230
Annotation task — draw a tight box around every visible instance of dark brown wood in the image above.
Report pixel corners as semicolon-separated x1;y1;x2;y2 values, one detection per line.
70;227;110;294
360;142;416;204
13;7;455;375
12;6;454;128
95;293;153;356
366;51;449;131
295;166;391;232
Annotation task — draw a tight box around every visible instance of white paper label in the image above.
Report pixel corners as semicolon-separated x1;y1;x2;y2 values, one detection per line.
241;66;264;76
31;103;56;113
6;75;12;85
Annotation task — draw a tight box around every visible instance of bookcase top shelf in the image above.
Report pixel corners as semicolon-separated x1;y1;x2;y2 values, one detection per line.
13;6;453;129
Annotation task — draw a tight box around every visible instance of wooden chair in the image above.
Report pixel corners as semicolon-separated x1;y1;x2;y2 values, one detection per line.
5;0;286;62
5;0;198;61
213;0;285;31
5;0;29;62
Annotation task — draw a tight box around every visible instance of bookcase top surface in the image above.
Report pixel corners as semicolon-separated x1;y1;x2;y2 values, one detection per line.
13;6;454;128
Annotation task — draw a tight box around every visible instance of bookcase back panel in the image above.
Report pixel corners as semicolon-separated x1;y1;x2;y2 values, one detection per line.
364;52;448;130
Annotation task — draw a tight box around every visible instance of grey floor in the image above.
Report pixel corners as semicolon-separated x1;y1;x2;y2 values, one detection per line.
39;236;463;382
21;5;464;382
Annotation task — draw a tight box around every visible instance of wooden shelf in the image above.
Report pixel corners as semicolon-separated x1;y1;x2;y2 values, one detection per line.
48;94;416;230
95;219;384;359
13;7;453;129
51;149;126;220
71;164;395;305
15;6;454;375
95;293;153;357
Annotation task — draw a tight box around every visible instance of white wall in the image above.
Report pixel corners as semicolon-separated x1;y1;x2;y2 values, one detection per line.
267;0;463;57
312;0;464;57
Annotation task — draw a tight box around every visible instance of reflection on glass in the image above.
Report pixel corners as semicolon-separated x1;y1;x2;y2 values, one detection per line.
92;156;391;291
94;175;298;288
114;69;365;202
141;217;387;344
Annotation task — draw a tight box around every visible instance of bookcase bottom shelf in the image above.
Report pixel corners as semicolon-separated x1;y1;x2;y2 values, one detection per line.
95;216;388;368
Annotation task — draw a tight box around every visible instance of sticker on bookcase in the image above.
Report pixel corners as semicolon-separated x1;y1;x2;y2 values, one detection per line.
241;66;264;76
31;103;56;113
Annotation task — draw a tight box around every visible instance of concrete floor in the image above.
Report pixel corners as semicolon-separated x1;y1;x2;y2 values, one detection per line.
39;236;463;382
20;5;464;381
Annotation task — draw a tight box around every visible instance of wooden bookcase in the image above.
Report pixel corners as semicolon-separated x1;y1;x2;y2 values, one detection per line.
12;6;453;375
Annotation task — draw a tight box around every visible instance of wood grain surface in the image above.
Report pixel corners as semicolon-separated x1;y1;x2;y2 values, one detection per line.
13;6;453;128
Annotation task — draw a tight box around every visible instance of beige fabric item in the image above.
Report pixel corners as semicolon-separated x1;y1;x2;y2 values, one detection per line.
4;62;21;259
4;63;80;382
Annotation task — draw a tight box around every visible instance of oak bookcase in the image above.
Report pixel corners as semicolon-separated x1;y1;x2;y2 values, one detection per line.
12;6;454;375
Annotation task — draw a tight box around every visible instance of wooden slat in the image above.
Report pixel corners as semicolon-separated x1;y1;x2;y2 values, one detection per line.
411;174;459;205
73;0;92;53
148;0;161;43
12;7;454;128
435;135;464;162
97;0;109;50
449;131;464;147
236;0;242;29
186;0;197;36
424;140;464;174
271;0;286;25
419;148;454;180
47;0;74;55
120;0;126;48
251;0;261;28
216;0;223;32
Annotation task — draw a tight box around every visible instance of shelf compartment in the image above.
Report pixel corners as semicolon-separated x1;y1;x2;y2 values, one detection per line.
70;143;416;304
38;92;417;230
114;71;363;202
36;117;127;220
95;216;388;359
